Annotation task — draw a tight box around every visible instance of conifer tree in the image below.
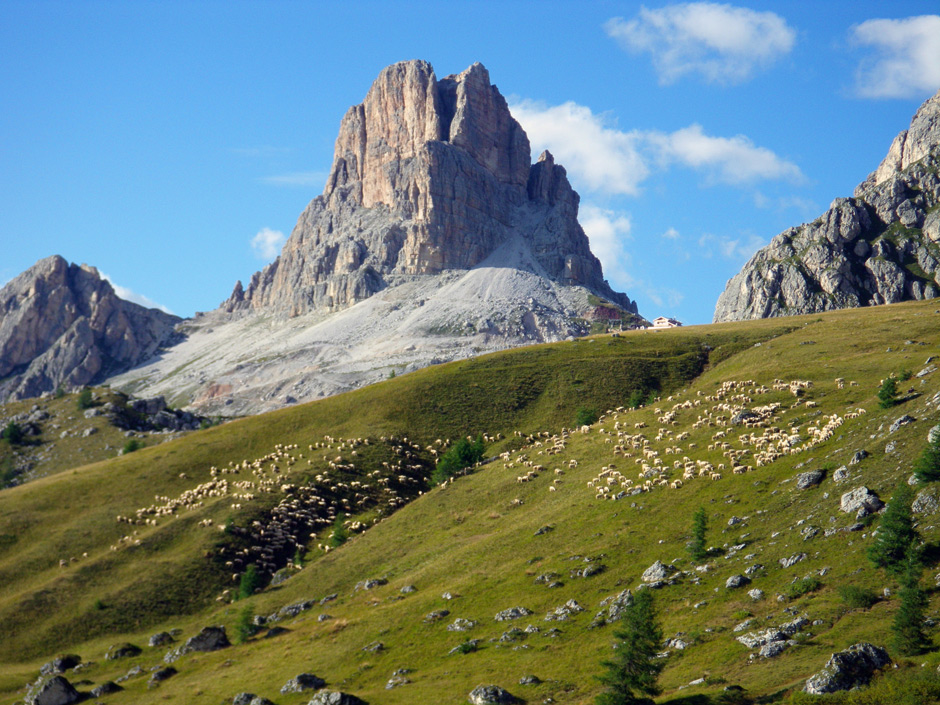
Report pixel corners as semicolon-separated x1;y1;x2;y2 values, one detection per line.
892;547;930;656
914;435;940;483
596;589;663;705
877;376;898;409
688;507;707;562
867;483;917;576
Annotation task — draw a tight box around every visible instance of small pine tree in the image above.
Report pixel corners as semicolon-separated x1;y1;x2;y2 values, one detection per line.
329;513;349;548
576;407;599;427
595;589;663;705
867;484;918;576
235;604;259;643
1;421;24;445
237;564;262;600
688;507;708;562
76;387;94;410
877;377;898;409
914;436;940;483
892;548;930;656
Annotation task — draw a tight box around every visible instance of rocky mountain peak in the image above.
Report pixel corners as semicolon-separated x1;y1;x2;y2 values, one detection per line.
0;255;180;402
224;59;634;316
714;88;940;323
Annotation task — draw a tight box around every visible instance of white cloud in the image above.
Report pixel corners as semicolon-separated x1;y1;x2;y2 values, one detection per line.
251;228;287;260
850;15;940;99
509;100;648;196
649;124;803;184
580;205;633;283
662;227;681;240
101;273;174;315
511;100;802;192
605;3;796;85
261;171;329;188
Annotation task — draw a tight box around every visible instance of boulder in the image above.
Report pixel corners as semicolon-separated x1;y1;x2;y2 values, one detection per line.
726;574;750;589
164;626;230;663
913;485;940;515
848;450;869;465
26;676;80;705
468;684;519;704
90;682;123;697
148;667;177;685
592;589;634;627
803;643;891;694
494;607;532;621
105;642;142;660
306;691;366;705
890;415;916;433
748;588;765;601
641;560;673;582
840;487;884;514
797;470;825;489
780;553;808;568
280;673;326;693
832;466;850;483
148;631;174;647
39;655;81;676
929;424;940;444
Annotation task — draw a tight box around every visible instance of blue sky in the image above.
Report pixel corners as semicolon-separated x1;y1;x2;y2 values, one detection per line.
2;1;939;324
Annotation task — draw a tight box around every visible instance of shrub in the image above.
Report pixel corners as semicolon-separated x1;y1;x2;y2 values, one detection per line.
329;514;349;548
914;436;940;483
432;436;484;485
237;564;262;600
626;389;645;409
576;407;599;427
877;377;898;409
93;598;105;611
838;585;879;609
1;422;23;446
122;439;142;455
784;576;821;600
76;387;94;410
235;604;259;643
455;641;478;654
899;369;913;381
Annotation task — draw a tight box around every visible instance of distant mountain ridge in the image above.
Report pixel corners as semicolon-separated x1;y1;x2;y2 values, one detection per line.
714;89;940;322
0;255;180;401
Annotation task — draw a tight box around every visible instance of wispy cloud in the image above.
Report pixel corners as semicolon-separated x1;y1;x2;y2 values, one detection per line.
605;2;796;85
698;232;764;260
261;171;329;188
850;15;940;99
662;227;681;240
101;273;174;315
510;100;802;193
251;228;287;260
509;100;648;196
580;205;633;283
649;124;804;185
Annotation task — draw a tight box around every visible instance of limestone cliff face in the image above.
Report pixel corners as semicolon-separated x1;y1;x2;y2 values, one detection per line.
714;89;940;322
0;256;180;401
224;60;635;316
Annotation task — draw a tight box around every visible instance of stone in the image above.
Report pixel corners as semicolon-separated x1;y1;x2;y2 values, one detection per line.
519;675;541;685
164;626;230;663
748;588;765;601
280;673;326;693
424;609;451;622
913;486;940;515
592;589;633;627
642;560;673;582
759;641;788;658
832;466;850;483
803;643;891;694
929;425;940;444
0;256;181;403
726;574;750;589
355;577;388;591
779;553;808;569
148;667;177;685
400;585;417;594
797;470;825;489
848;450;869;465
544;599;585;621
90;681;123;697
494;607;533;621
362;641;385;653
148;631;174;647
305;691;366;705
39;655;81;676
840;487;884;514
714;88;940;323
468;684;519;704
447;618;478;631
233;693;256;705
26;676;81;705
105;642;142;660
890;415;916;433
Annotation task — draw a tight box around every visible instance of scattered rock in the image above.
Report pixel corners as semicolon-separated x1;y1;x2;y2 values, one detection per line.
400;585;417;594
164;626;230;663
148;667;177;686
148;632;174;647
306;691;366;705
519;675;541;685
929;425;940;444
362;641;385;653
424;609;450;623
840;487;884;514
890;415;917;433
592;589;633;627
848;450;869;465
726;574;750;589
39;655;81;676
832;466;850;483
468;684;519;704
447;618;478;632
494;607;533;621
803;643;891;694
797;470;825;489
280;673;326;694
780;553;808;569
544;599;584;621
105;642;141;660
759;641;789;659
90;681;123;697
642;560;674;582
26;676;81;705
534;525;554;536
355;577;388;591
748;588;765;601
913;486;940;515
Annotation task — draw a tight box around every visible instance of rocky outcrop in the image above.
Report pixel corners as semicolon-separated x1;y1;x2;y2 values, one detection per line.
223;60;635;317
715;89;940;322
0;256;180;402
803;643;891;694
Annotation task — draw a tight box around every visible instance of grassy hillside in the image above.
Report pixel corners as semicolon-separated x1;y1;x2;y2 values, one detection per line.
2;303;940;704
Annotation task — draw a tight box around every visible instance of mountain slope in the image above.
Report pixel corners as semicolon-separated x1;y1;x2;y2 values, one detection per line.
714;89;940;322
3;301;940;704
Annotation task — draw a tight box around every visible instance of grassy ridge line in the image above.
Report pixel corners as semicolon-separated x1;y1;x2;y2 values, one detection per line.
33;300;935;705
0;324;785;663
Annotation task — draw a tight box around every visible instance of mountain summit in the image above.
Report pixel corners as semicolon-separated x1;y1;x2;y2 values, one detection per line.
714;88;940;322
223;60;634;316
